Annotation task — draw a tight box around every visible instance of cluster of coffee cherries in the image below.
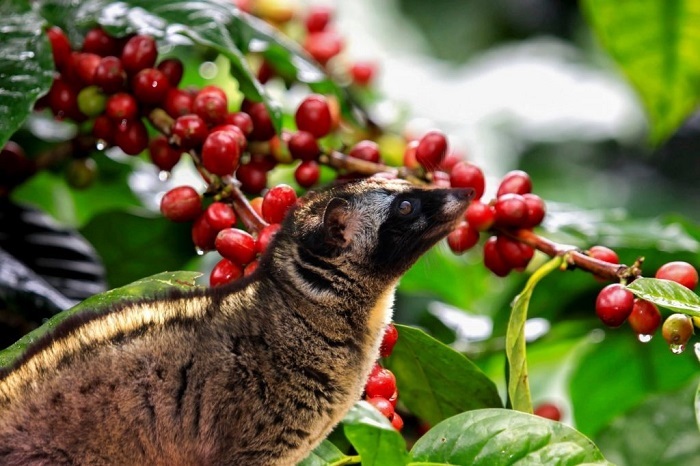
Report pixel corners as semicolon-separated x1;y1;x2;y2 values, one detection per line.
591;251;698;352
445;166;546;276
364;323;403;430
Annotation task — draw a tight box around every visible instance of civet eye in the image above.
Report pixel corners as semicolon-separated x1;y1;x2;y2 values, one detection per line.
398;200;413;216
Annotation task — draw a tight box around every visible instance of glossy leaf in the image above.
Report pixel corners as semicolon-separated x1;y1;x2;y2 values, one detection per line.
506;256;563;413
0;1;55;149
0;270;202;370
570;329;698;438
342;401;409;466
80;211;195;287
627;277;700;317
298;440;352;466
384;324;501;427
410;408;611;465
595;380;700;466
583;0;700;143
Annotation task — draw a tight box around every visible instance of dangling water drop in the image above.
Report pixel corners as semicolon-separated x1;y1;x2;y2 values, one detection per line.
195;246;205;256
637;333;652;343
95;140;107;150
158;170;171;181
670;343;686;354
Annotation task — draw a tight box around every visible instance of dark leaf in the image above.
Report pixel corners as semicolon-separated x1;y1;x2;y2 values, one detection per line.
0;200;106;301
410;408;611;465
0;270;201;370
383;324;501;427
0;1;55;149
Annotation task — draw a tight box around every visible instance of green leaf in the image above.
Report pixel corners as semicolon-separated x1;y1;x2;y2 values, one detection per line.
80;210;196;287
298;440;353;466
0;270;201;370
595;379;700;466
410;408;611;465
506;256;563;413
383;324;501;427
342;401;409;466
583;0;700;143
569;328;699;438
696;378;700;434
627;277;700;317
0;1;55;148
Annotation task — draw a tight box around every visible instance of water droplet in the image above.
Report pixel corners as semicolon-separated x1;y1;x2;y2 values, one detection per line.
195;246;204;256
95;140;107;150
158;170;170;181
637;334;653;343
670;343;686;354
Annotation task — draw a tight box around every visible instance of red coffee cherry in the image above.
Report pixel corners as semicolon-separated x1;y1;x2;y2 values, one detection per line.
595;283;634;328
204;202;237;232
379;323;399;358
483;236;512;277
210;258;243;287
193;91;228;125
305;5;332;33
157;58;184;87
237;162;268;194
655;261;699;290
588;245;619;282
522;193;546;228
47;26;72;69
94;56;126;93
105;92;138;121
415;130;448;171
256;223;281;254
628;299;662;336
74;53;102;85
82;27;120;57
160;186;201;222
131;68;171;105
304;30;343;65
295;160;321;188
350;61;376;87
289;131;320;161
495;235;534;269
171;114;208;149
533;402;562;421
494;193;528;227
367;397;395;419
48;77;83;121
497;170;532;196
365;365;397;399
295;94;332;138
262;184;297;224
163;89;194;118
148;135;182;172
349;140;381;163
450;161;485;200
465;201;495;231
391;412;404;431
201;130;242;176
92;115;115;144
661;313;694;351
244;260;259;276
223;111;254;135
114;119;148;155
121;35;158;75
215;228;257;265
191;214;217;251
447;222;479;254
245;102;276;141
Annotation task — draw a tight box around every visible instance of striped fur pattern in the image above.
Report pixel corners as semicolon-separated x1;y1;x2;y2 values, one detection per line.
0;179;471;465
